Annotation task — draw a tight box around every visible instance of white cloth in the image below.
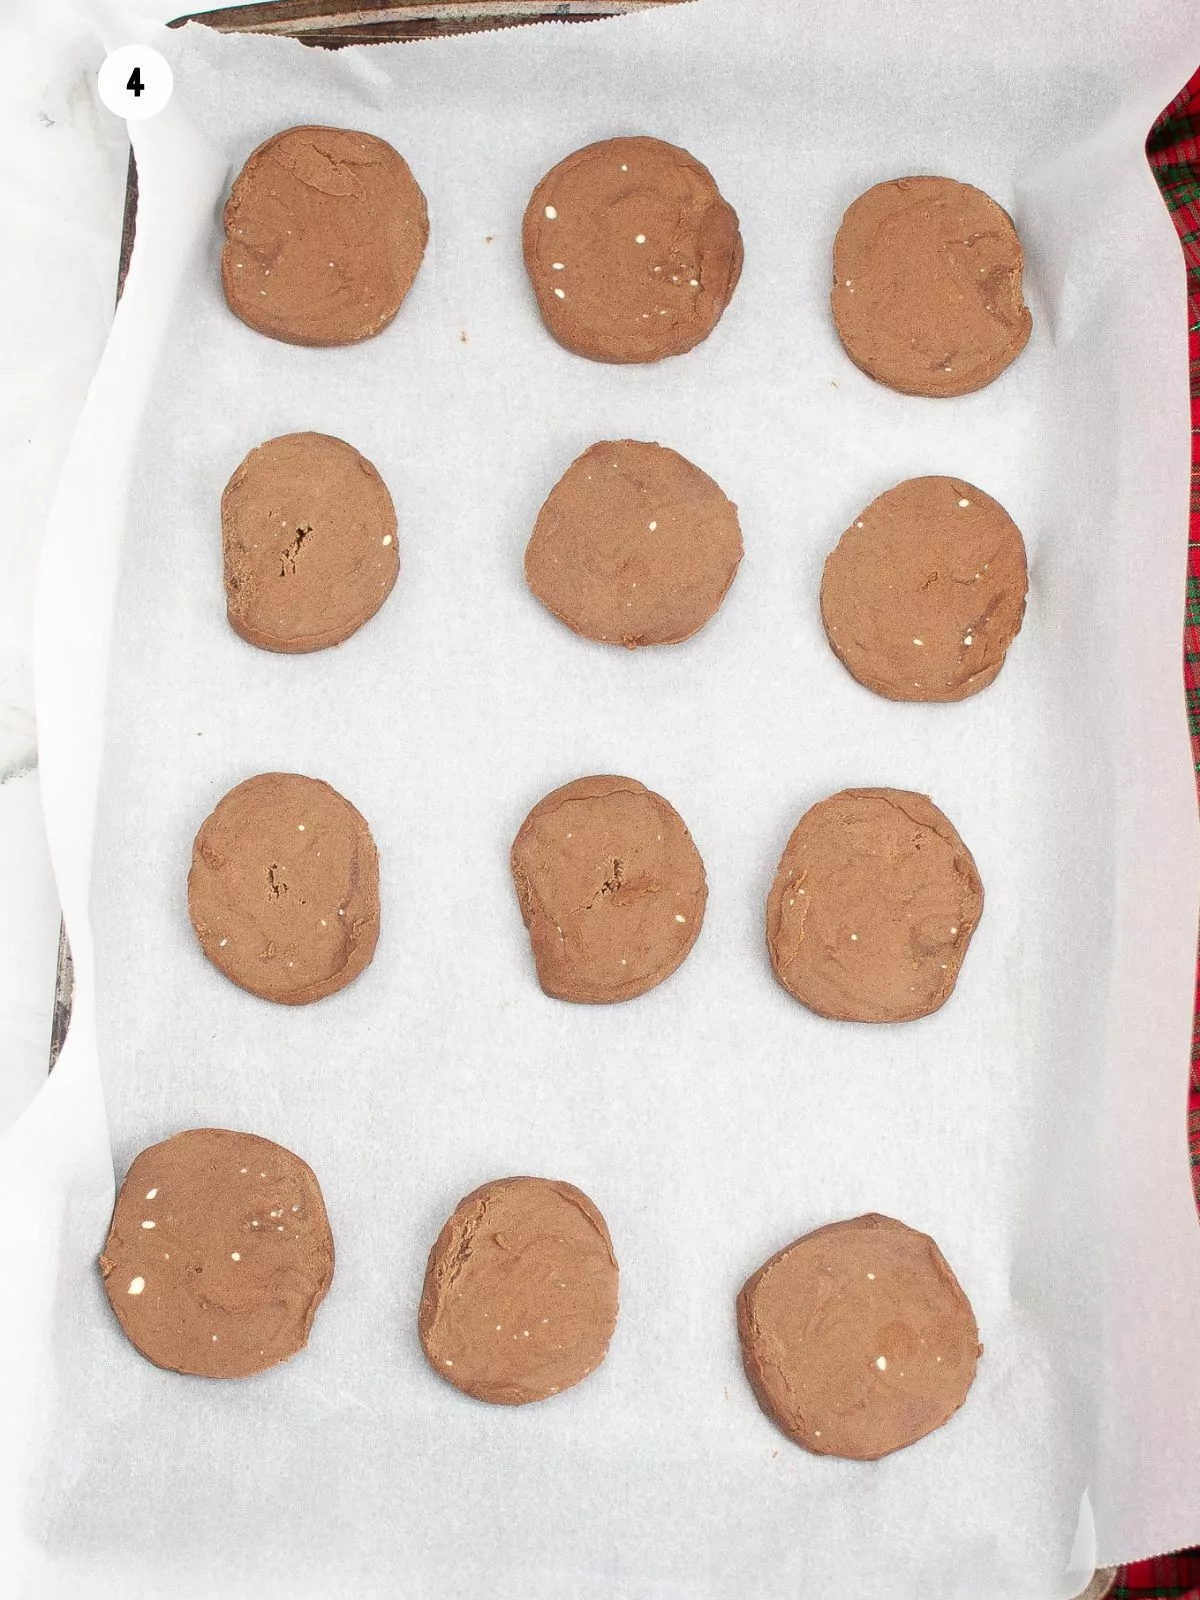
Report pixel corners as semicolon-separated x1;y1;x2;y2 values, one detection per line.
0;0;128;1132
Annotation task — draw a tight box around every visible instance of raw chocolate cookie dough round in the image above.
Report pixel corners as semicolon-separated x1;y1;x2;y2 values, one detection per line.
525;439;743;647
100;1128;334;1379
188;772;379;1005
831;176;1032;397
820;476;1027;701
222;125;429;346
766;788;982;1023
419;1176;619;1405
737;1213;980;1459
222;432;398;653
523;136;743;363
510;774;707;1003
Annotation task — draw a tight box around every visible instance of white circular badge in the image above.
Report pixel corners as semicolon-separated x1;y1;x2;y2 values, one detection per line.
98;46;173;122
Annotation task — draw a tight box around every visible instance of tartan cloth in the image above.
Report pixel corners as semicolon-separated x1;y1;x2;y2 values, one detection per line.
1152;65;1200;1220
1110;60;1200;1600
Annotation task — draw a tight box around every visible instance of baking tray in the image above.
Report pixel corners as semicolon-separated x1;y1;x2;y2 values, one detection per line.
42;2;1194;1592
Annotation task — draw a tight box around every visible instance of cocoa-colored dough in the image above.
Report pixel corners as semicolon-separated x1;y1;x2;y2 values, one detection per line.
522;136;743;364
766;788;983;1023
525;439;743;647
222;432;399;654
831;176;1032;397
510;774;707;1003
187;772;379;1005
222;125;428;347
100;1128;334;1379
418;1176;619;1405
820;476;1028;702
737;1213;980;1459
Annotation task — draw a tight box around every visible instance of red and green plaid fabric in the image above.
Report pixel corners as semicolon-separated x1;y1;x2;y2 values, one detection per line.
1116;1547;1200;1600
1152;65;1200;1215
1110;60;1200;1600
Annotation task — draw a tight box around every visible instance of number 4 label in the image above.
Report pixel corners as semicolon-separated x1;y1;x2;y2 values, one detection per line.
98;47;173;122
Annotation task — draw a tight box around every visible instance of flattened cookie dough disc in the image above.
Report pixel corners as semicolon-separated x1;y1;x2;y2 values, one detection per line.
737;1213;980;1459
188;772;380;1005
832;176;1032;397
222;125;429;346
766;787;982;1022
511;774;707;1003
525;439;743;647
821;476;1027;701
222;432;398;654
419;1176;619;1405
523;136;743;363
100;1128;334;1378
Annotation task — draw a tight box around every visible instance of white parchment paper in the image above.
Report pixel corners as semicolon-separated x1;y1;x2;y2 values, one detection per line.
6;4;1200;1596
